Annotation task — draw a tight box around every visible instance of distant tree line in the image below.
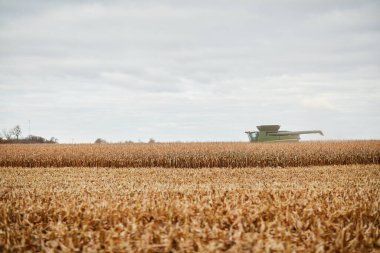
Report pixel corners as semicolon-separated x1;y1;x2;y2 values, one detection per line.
0;125;57;144
1;125;157;144
94;138;156;144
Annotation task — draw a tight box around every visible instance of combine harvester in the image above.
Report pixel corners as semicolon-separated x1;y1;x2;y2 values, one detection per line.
245;125;323;142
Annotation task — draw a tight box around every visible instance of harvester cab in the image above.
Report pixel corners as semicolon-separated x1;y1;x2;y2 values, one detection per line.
245;125;323;142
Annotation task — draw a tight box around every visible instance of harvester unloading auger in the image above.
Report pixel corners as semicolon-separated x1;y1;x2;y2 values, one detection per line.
245;125;323;142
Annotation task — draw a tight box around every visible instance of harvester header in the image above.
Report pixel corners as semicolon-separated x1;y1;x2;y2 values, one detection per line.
245;125;323;142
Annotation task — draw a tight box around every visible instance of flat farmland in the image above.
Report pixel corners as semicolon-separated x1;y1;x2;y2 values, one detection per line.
0;141;379;252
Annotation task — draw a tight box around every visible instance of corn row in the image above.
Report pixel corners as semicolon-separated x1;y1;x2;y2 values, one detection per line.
0;141;379;168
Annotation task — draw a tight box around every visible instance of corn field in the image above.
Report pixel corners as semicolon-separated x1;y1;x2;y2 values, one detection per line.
1;165;379;252
0;141;379;168
1;141;380;252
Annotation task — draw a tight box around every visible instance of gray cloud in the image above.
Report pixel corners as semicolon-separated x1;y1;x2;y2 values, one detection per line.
0;0;379;142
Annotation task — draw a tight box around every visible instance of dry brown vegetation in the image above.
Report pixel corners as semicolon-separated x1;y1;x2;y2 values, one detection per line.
1;165;379;252
0;141;379;168
1;141;379;252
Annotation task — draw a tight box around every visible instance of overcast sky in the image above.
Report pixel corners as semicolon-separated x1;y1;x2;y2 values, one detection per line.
0;0;379;143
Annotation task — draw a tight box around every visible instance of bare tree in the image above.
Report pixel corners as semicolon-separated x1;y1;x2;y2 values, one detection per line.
2;129;12;140
11;125;22;140
94;138;107;144
50;137;58;143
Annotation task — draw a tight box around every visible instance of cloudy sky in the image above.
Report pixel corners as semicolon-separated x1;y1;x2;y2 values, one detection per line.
0;0;379;143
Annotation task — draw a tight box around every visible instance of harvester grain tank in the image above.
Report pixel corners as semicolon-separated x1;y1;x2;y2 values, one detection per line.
245;125;323;142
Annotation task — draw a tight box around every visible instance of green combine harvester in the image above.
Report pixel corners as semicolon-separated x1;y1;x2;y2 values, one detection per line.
245;125;323;142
